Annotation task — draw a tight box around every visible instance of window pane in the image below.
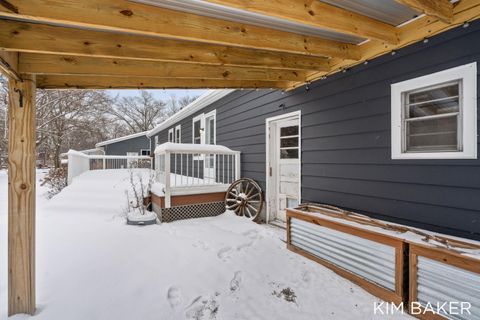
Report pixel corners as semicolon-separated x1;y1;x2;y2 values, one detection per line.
408;98;459;118
206;117;215;145
280;149;298;159
406;116;458;151
280;126;298;137
280;137;298;148
193;120;201;144
408;83;459;104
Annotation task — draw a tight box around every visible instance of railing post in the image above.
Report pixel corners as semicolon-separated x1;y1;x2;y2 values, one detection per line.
103;157;106;170
235;152;241;181
164;151;171;208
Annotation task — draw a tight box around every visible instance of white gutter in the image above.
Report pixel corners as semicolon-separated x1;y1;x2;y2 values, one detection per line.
95;131;149;147
147;89;234;137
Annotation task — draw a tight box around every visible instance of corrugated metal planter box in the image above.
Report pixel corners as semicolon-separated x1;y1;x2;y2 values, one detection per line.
286;204;407;304
409;243;480;320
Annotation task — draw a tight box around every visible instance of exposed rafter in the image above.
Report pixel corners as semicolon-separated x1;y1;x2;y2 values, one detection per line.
0;0;360;60
205;0;399;44
18;53;309;82
0;19;330;71
396;0;454;23
36;75;292;90
293;0;480;90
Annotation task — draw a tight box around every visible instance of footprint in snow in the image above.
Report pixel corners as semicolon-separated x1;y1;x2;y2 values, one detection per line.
167;286;182;309
230;271;242;292
185;295;219;319
192;240;209;251
242;229;262;240
236;241;254;252
217;246;232;260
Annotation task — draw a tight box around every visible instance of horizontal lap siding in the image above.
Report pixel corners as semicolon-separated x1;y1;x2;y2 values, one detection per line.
150;21;480;240
104;135;150;155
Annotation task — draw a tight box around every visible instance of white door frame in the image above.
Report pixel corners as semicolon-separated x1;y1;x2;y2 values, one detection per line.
265;110;302;224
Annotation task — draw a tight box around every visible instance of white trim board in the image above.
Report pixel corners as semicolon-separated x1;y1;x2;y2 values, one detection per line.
391;62;477;160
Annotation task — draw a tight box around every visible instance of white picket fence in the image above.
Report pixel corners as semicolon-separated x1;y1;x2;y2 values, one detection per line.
67;150;152;184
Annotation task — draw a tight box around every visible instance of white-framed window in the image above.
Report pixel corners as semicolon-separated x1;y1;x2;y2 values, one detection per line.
140;149;150;156
168;128;174;142
192;110;216;145
391;62;477;159
175;125;181;143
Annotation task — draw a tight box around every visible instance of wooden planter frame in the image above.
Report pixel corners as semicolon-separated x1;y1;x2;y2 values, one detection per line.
287;206;407;305
409;243;480;320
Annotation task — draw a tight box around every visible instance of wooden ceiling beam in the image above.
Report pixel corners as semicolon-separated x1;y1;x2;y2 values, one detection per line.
290;0;480;89
205;0;398;44
0;19;330;72
0;0;360;60
395;0;454;23
18;53;310;82
35;75;291;90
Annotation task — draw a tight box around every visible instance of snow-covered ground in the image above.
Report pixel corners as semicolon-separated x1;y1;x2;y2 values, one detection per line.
0;169;410;319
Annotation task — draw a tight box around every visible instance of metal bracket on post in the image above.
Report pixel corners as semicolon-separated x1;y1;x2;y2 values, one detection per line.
13;88;23;108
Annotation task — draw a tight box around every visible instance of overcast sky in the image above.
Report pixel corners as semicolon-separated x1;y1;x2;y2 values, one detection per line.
107;89;208;100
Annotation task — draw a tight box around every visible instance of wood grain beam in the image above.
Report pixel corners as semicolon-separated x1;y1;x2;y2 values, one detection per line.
18;53;310;82
0;19;330;71
36;75;292;89
290;0;480;89
396;0;454;23
205;0;398;44
0;50;20;80
0;0;360;60
8;73;36;316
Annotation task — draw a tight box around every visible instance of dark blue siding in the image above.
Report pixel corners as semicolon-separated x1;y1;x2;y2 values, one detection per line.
151;21;480;240
103;135;150;155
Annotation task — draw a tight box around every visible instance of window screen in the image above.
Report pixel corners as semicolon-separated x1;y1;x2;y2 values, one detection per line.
403;81;461;153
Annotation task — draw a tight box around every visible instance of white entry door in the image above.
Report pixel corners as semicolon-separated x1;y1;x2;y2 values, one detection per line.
267;113;301;223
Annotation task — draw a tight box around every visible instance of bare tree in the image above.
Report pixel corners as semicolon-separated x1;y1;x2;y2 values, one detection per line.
0;81;200;169
164;94;198;117
109;90;166;133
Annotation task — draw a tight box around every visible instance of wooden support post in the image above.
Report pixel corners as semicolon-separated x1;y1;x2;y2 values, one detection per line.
8;74;36;316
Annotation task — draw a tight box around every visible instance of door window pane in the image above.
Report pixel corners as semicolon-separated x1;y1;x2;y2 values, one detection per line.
280;126;299;137
280;149;298;159
280;137;298;148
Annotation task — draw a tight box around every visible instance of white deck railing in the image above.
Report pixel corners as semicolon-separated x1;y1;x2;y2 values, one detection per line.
154;143;241;208
67;150;152;184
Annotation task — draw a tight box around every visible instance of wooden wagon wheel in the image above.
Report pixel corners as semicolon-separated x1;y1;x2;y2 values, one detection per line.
225;178;263;221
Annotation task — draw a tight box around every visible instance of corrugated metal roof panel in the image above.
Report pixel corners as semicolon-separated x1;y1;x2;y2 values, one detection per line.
321;0;421;26
135;0;366;44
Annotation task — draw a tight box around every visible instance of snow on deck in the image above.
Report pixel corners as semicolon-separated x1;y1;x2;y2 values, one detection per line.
0;169;410;319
